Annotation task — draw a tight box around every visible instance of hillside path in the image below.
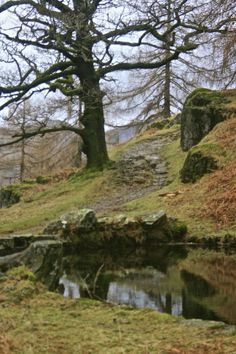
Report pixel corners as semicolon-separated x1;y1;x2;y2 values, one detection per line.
87;131;179;214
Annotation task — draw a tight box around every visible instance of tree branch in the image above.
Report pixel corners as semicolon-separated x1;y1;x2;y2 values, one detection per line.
0;124;84;148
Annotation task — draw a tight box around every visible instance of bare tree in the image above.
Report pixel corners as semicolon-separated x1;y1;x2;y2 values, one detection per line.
0;0;234;169
107;0;235;121
2;98;82;180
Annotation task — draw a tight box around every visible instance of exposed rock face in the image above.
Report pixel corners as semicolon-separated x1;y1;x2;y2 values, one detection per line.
43;209;187;247
181;88;226;151
180;151;218;183
0;238;63;290
21;240;63;290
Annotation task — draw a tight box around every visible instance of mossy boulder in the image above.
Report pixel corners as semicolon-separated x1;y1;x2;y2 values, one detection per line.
180;150;218;183
181;88;226;151
0;185;20;208
0;240;63;290
44;209;97;237
43;209;187;248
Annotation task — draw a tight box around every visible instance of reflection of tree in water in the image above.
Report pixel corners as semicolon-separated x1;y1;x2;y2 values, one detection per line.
106;268;183;316
180;250;236;324
59;247;236;324
59;276;80;299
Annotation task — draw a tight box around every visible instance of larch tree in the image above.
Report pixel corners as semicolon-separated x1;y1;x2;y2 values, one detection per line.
0;0;234;169
107;0;236;121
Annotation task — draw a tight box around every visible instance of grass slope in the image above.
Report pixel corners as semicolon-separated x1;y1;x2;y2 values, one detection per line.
0;112;235;238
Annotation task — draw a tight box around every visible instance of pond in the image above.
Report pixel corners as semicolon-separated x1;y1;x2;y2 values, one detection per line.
58;245;236;325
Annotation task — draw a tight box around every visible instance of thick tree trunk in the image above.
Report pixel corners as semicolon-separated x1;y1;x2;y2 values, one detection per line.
82;92;109;169
78;60;109;170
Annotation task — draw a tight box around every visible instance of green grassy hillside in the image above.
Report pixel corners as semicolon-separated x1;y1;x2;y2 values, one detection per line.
0;90;235;238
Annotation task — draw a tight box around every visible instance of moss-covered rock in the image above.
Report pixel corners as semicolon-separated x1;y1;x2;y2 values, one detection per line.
180;88;227;151
180;150;218;183
43;209;186;248
0;185;20;207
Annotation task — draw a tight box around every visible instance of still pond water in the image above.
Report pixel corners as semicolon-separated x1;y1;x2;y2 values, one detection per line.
59;246;236;325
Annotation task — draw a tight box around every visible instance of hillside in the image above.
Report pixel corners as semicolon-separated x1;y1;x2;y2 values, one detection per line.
0;88;235;238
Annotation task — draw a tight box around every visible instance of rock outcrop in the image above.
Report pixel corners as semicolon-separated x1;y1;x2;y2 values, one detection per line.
43;209;187;248
180;151;218;183
0;237;64;290
180;88;227;151
21;240;63;290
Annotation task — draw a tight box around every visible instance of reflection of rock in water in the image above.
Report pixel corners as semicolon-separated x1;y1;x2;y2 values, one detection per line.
107;282;182;316
59;276;80;299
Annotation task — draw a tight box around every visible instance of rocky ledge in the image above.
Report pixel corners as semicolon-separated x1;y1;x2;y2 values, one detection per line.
43;208;187;248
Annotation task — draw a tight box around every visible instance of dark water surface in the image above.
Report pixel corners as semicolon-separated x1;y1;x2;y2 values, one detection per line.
59;246;236;324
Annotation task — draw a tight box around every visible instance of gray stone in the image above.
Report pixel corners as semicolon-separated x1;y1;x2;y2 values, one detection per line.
181;88;226;151
180;319;227;329
60;209;97;230
20;240;63;290
44;209;97;236
0;239;63;290
140;211;167;227
0;234;58;256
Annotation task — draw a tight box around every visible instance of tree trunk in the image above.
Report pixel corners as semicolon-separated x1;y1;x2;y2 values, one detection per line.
20;140;25;182
162;0;172;119
163;61;171;118
78;60;109;170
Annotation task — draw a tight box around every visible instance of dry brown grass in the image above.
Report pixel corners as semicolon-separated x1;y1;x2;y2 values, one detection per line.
200;119;236;227
0;334;13;354
201;163;236;226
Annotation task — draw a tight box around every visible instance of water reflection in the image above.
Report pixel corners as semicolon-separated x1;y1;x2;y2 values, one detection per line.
59;276;80;299
107;282;183;316
59;246;236;324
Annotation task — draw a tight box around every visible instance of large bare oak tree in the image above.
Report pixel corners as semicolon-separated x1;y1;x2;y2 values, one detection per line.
0;0;234;169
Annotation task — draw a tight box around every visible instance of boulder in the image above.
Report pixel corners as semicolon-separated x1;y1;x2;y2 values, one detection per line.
97;215;144;246
140;211;173;243
43;209;97;236
0;240;63;290
181;88;226;151
0;234;58;256
0;186;20;208
21;240;63;290
180;151;218;183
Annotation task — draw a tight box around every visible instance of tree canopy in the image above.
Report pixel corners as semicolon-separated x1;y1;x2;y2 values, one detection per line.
0;0;235;168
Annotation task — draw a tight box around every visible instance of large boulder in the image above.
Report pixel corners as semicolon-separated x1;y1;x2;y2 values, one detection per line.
139;211;172;242
21;240;63;290
180;151;218;183
0;240;63;290
180;88;226;151
44;209;97;237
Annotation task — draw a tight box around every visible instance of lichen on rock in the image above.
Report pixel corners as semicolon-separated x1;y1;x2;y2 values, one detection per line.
180;88;227;151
